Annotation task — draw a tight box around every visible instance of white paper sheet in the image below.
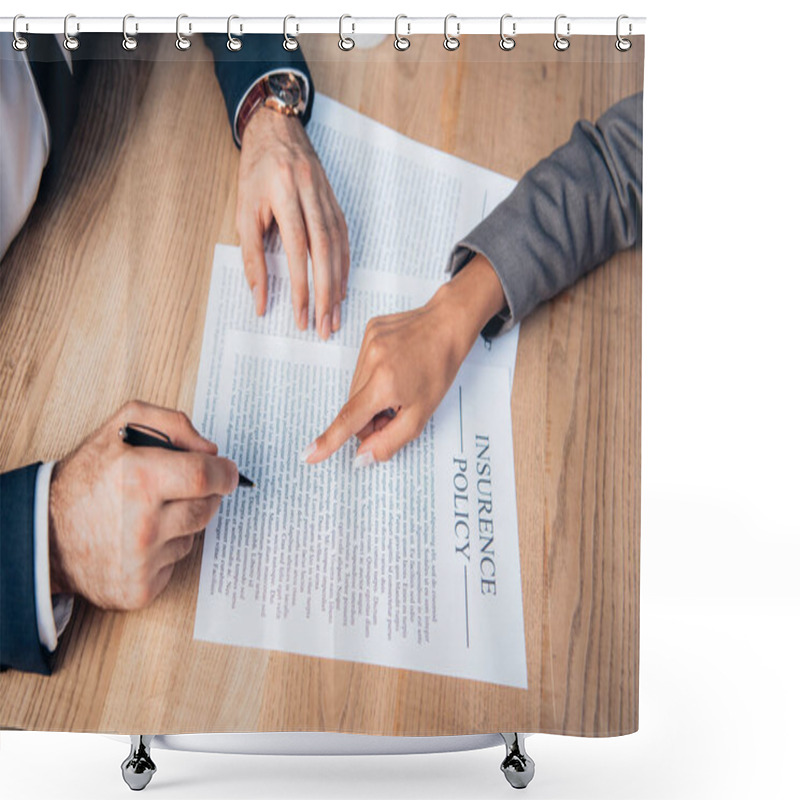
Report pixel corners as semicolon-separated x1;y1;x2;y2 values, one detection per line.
192;96;527;688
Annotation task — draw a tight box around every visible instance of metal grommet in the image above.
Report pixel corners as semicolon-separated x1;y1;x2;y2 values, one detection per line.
443;13;460;51
64;13;80;51
338;14;355;51
616;14;632;52
283;15;299;51
554;14;570;51
394;14;410;50
499;13;516;51
122;14;138;51
175;13;191;51
12;14;28;51
227;15;242;51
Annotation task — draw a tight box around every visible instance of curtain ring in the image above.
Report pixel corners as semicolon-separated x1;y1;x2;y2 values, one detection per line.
443;14;460;51
227;15;242;51
283;15;299;51
338;14;355;51
394;14;410;50
122;14;138;51
64;13;80;51
12;14;28;51
554;14;570;51
616;14;632;52
175;14;191;50
499;14;516;51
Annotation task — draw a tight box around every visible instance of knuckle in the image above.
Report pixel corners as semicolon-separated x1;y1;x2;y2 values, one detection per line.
295;158;314;185
122;399;145;418
178;534;195;558
372;368;397;403
367;336;388;363
337;404;354;432
133;518;157;553
126;571;151;610
133;583;153;609
276;161;294;185
315;235;332;263
326;220;340;246
289;231;308;258
128;459;155;502
189;459;210;496
291;284;309;307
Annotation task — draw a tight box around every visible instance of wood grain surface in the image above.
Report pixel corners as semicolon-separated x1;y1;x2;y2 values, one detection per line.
0;33;643;736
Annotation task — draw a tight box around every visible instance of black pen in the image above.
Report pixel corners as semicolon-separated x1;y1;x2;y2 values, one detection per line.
119;423;254;488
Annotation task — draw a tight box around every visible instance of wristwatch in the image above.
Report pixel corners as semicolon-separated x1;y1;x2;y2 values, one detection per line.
235;71;309;144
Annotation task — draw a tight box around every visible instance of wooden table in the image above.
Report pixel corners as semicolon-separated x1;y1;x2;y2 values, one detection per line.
0;34;643;736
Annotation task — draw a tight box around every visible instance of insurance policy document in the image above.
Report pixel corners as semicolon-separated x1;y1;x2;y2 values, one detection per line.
192;96;528;689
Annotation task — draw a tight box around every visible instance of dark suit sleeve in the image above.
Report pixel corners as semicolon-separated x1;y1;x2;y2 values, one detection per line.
0;463;55;675
203;34;315;146
450;92;643;337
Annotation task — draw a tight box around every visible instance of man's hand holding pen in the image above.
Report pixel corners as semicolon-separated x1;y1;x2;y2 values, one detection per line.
47;401;241;611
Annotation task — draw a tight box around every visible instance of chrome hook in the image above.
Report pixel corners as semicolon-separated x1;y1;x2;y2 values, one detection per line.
443;13;460;51
554;14;570;51
64;13;79;51
122;14;138;51
616;14;632;52
227;15;242;51
283;15;299;51
339;14;355;51
12;14;28;51
499;14;516;51
394;14;410;51
176;13;191;51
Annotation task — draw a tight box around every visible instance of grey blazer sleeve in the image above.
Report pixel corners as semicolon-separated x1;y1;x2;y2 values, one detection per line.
0;463;54;674
450;92;643;337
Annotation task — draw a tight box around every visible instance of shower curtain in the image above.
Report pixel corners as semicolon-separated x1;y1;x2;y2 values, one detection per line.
0;20;643;743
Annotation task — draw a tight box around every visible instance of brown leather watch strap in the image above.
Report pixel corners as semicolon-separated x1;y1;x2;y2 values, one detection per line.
236;73;306;143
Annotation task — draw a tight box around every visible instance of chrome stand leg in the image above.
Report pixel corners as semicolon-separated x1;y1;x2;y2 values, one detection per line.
121;735;156;791
500;733;535;789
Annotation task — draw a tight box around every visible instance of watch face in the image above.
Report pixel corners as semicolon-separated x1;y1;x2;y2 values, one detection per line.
268;73;302;109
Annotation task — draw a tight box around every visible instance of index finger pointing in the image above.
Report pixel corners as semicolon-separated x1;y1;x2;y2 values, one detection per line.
304;386;382;464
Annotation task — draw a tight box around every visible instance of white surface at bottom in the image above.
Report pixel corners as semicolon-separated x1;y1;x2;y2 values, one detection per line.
2;594;798;799
106;732;504;755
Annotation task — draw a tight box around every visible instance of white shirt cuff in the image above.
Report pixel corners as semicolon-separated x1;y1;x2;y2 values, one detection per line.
233;68;310;147
34;461;74;652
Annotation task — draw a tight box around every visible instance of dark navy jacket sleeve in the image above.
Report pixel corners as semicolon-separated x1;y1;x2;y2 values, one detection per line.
203;34;315;146
0;463;54;675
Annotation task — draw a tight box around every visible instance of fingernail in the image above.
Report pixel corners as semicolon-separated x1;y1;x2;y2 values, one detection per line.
354;451;375;469
321;313;331;340
251;286;259;312
300;441;317;462
332;303;341;331
300;306;308;331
